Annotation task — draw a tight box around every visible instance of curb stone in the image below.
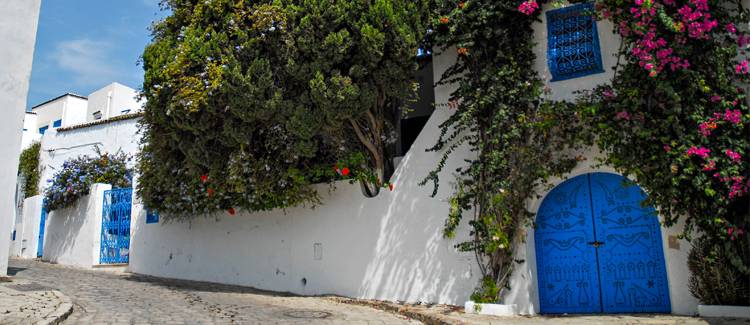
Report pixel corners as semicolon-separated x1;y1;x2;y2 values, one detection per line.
327;297;461;325
39;290;73;325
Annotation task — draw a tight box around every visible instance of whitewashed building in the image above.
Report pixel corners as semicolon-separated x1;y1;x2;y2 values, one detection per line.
11;1;727;317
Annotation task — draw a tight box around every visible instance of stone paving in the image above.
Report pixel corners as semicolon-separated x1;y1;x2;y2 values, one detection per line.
8;258;419;324
0;276;72;325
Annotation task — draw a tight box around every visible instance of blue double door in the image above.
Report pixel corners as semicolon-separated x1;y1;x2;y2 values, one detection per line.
535;173;671;314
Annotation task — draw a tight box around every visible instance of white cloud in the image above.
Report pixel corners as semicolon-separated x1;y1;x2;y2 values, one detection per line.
52;39;120;88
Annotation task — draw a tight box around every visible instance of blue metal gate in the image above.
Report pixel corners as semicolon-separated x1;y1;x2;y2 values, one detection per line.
37;200;47;258
100;188;132;264
535;173;670;314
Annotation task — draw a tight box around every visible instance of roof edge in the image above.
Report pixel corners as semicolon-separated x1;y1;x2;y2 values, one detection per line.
31;93;88;110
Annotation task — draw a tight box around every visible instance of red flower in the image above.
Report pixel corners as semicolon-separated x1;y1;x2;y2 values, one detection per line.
227;208;236;216
200;174;209;183
341;167;350;176
389;183;395;191
457;47;469;56
439;17;449;24
207;188;215;197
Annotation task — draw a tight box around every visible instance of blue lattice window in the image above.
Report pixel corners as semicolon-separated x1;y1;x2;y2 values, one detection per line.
146;209;159;224
546;3;604;81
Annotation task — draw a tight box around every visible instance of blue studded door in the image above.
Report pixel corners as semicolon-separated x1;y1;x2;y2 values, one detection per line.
535;173;670;314
100;188;132;264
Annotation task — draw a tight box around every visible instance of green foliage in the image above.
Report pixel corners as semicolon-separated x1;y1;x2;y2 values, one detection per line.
139;0;428;218
579;0;750;300
688;235;749;305
18;142;41;198
44;150;132;211
425;0;592;302
470;276;501;304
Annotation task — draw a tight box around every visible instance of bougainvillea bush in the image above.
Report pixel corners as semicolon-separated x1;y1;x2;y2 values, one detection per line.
138;0;426;218
578;0;750;304
428;0;749;304
44;150;132;211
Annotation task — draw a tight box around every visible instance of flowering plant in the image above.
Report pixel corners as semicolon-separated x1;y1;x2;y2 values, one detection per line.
44;149;132;211
579;0;750;304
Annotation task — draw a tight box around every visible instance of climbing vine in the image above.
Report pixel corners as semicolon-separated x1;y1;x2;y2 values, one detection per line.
427;0;749;304
18;142;41;199
425;0;593;302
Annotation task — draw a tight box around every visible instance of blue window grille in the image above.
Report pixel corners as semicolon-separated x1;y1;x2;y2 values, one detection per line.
546;3;604;81
39;126;48;135
146;209;159;224
100;188;133;264
11;230;15;241
52;119;62;128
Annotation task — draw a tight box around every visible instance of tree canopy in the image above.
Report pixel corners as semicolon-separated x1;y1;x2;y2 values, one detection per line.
138;0;428;218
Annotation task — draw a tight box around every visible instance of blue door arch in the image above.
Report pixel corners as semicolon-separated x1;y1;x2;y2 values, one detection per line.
535;172;670;314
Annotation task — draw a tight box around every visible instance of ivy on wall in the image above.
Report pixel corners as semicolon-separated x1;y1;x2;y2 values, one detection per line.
18;142;41;199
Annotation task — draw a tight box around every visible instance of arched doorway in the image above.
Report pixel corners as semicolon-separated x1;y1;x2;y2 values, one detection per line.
535;172;671;314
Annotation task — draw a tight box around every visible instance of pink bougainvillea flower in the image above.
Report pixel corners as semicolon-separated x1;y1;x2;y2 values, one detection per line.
227;208;236;216
602;89;615;99
725;149;742;162
687;146;711;159
663;144;672;152
518;0;538;15
699;119;717;136
728;227;734;235
726;23;737;34
341;167;350;176
723;109;742;124
616;111;631;120
200;174;209;183
702;160;716;171
710;95;722;102
735;60;749;74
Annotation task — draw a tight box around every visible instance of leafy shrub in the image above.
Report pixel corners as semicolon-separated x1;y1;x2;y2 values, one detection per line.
688;236;749;306
18;142;41;198
44;150;132;211
138;0;427;218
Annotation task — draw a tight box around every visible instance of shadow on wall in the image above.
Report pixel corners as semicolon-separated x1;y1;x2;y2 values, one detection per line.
128;108;482;305
42;187;101;268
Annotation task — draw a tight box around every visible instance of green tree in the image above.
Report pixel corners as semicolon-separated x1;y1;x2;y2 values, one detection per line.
138;0;427;218
18;142;41;198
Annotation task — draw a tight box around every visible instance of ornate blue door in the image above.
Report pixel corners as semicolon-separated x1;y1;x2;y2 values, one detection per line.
535;173;670;314
100;188;132;264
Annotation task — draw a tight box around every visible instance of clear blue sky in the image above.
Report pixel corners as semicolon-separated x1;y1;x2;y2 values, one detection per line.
27;0;167;108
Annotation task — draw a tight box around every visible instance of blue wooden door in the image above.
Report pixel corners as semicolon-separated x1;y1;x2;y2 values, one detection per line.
536;173;670;314
590;173;671;313
37;200;47;258
535;175;602;314
100;188;132;264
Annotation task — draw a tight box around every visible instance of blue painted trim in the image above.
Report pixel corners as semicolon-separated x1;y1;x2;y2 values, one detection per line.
39;126;48;135
546;3;604;82
146;209;159;224
37;200;47;257
52;119;62;128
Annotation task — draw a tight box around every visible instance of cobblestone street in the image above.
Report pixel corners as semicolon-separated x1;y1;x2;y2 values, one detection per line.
8;259;419;324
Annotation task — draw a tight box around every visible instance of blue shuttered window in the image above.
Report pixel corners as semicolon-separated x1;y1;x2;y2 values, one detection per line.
546;3;604;81
39;126;48;135
52;119;62;128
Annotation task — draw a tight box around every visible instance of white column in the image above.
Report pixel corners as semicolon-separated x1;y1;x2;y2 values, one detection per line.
0;0;41;276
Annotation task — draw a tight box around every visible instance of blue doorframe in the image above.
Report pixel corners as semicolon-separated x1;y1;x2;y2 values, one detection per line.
535;172;671;314
37;200;47;257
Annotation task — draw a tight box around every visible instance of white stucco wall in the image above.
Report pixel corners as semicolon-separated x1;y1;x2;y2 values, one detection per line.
128;103;481;305
16;195;44;259
21;112;41;150
86;83;142;122
0;0;41;276
32;95;88;131
38;117;141;192
42;184;110;268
